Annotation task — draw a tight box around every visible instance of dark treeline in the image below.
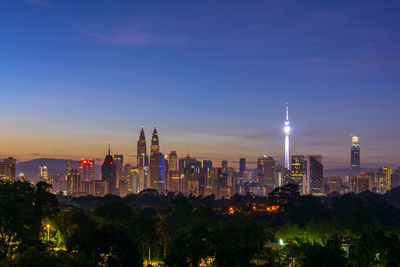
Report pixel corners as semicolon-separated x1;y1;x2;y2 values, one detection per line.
1;181;400;267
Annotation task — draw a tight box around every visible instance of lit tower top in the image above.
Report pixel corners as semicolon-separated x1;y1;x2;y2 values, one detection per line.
137;126;148;167
151;125;160;155
351;135;360;176
283;103;292;169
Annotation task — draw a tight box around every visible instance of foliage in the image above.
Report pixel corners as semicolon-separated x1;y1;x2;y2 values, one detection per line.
1;181;400;266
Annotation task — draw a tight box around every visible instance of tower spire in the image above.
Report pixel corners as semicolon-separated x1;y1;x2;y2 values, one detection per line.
108;140;111;155
286;103;289;121
283;103;292;170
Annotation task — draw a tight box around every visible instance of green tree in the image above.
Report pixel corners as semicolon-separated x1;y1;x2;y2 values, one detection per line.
210;214;265;267
289;237;347;267
163;199;214;267
96;224;142;267
31;182;59;246
0;247;96;267
0;181;35;258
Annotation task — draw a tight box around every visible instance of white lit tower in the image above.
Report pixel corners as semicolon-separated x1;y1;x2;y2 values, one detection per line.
283;103;292;169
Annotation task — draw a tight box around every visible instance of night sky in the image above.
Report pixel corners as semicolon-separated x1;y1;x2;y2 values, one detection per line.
1;0;399;168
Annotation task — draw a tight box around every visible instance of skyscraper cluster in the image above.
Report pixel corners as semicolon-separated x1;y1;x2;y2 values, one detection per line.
1;105;398;198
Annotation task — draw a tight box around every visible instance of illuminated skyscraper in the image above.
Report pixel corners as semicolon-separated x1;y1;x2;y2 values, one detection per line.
151;126;160;156
239;158;246;175
168;151;180;192
351;136;360;176
257;156;265;183
180;155;201;175
37;165;48;183
291;155;306;193
149;126;165;194
350;172;374;193
0;157;16;181
101;141;117;195
283;103;292;169
137;127;148;167
114;154;124;190
79;158;95;181
376;167;392;194
306;155;324;196
150;153;166;194
67;169;84;196
263;156;276;189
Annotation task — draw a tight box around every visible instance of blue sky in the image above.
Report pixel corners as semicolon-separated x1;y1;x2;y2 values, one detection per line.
0;0;399;168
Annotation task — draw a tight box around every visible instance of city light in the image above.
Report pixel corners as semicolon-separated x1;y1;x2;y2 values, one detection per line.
0;1;398;266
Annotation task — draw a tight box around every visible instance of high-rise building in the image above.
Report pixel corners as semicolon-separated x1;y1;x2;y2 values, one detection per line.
36;165;49;183
67;169;85;196
350;172;374;193
392;167;400;189
202;160;213;173
168;151;178;172
0;157;16;181
150;126;160;156
376;167;392;194
257;156;265;183
66;159;72;173
221;160;228;173
139;166;150;191
306;155;324;196
114;154;124;190
351;136;360;176
101;142;117;195
328;176;343;194
137;127;148;167
79;158;95;181
263;156;276;189
168;151;180;193
180;155;201;175
275;163;291;189
283;103;292;169
202;160;213;195
291;155;306;194
239;158;246;175
149;127;165;194
153;153;166;194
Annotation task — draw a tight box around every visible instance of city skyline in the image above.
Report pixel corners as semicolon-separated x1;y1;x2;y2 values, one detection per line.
2;120;398;170
1;1;400;266
0;0;399;168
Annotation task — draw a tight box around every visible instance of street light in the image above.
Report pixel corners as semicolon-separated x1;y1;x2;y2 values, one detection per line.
46;224;50;242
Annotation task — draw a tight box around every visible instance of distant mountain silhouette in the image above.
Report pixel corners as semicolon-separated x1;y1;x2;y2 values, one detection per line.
16;158;100;181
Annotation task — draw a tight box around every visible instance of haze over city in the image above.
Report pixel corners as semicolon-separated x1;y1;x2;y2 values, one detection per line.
1;0;399;168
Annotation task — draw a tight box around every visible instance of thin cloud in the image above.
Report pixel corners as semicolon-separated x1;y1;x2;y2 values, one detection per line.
63;18;184;46
339;52;400;66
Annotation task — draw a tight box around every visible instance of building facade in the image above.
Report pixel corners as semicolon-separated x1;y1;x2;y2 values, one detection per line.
0;157;16;181
307;155;324;196
351;136;360;176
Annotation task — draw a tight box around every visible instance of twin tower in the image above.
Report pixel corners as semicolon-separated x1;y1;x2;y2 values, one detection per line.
136;126;166;193
137;126;159;167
